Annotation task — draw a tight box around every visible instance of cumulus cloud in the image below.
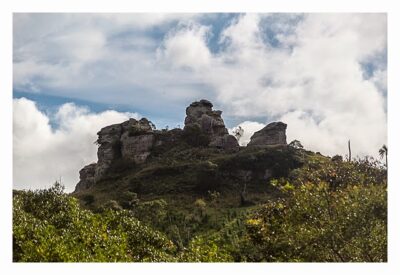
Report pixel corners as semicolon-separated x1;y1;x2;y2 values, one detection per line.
13;98;140;192
159;13;387;157
157;22;212;70
13;13;387;161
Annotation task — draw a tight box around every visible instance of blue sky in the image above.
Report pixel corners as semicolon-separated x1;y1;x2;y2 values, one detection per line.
13;13;387;191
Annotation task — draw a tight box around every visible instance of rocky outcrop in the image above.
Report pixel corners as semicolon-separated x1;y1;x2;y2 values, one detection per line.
75;99;241;192
247;122;287;147
184;99;239;150
75;118;157;192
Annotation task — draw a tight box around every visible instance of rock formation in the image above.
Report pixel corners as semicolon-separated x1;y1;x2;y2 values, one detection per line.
75;99;240;192
247;122;287;147
75;118;157;192
184;99;239;150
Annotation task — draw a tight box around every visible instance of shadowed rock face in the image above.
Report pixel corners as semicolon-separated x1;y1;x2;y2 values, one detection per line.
247;122;287;147
184;99;239;150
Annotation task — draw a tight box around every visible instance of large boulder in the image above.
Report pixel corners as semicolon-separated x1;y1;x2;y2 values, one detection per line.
247;122;287;147
184;99;239;150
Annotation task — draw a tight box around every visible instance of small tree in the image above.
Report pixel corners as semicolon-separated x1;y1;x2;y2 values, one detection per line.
289;140;303;149
194;198;207;217
379;144;388;168
232;126;244;142
149;121;156;130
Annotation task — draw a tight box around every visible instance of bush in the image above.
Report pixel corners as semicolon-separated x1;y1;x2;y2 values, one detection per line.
289;155;387;189
13;183;175;262
246;181;387;262
178;235;233;262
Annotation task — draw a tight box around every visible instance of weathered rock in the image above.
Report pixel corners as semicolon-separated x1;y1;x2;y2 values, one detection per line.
95;124;123;181
120;118;155;163
121;133;155;163
91;118;157;183
75;163;97;192
184;99;238;150
247;122;287;147
121;118;153;134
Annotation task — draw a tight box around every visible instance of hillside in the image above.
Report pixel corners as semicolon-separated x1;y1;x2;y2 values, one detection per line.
13;100;387;262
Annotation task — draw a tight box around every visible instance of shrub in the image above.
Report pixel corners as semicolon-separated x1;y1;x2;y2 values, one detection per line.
194;198;207;209
13;183;176;262
246;181;387;262
119;191;139;209
289;155;387;189
178;235;233;262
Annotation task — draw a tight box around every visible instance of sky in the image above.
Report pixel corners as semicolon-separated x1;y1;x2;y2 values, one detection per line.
13;13;387;192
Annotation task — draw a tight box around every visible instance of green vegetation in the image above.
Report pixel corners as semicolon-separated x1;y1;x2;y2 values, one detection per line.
13;147;387;262
247;182;386;262
13;183;175;262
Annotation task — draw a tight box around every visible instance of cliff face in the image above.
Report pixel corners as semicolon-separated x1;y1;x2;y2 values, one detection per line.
74;99;289;193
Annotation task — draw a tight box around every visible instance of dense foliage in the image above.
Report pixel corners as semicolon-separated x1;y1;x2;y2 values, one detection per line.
246;182;386;262
13;151;387;262
13;183;175;262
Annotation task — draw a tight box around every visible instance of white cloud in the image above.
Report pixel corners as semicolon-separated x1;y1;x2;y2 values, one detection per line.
13;13;387;160
160;13;387;157
13;98;140;192
157;22;212;70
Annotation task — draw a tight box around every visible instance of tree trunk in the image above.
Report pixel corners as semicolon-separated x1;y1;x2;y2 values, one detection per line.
348;140;351;162
385;152;388;168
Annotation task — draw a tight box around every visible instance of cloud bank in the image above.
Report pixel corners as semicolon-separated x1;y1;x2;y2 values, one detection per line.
13;98;139;192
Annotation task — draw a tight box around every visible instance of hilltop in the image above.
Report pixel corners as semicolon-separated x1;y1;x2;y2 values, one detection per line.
13;99;387;262
73;99;302;207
